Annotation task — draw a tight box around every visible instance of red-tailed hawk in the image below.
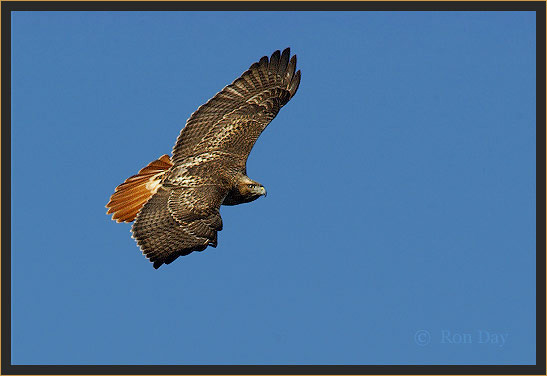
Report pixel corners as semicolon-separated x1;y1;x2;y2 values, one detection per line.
106;48;301;268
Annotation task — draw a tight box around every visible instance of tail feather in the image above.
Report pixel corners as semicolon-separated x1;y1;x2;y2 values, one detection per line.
106;155;173;223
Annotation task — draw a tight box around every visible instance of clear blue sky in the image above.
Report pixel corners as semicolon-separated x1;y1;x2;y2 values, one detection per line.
11;11;536;365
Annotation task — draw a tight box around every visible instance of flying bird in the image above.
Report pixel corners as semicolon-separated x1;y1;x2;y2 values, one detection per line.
106;48;301;268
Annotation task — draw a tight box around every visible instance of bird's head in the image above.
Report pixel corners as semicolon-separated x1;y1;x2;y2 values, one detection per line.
237;177;267;202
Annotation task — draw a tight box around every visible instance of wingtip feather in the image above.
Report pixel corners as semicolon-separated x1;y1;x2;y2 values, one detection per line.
289;70;301;97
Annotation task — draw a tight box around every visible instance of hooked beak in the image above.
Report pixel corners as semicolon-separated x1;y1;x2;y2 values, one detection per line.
260;186;267;197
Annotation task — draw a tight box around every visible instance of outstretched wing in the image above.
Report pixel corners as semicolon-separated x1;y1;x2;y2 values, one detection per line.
172;48;301;165
131;183;228;269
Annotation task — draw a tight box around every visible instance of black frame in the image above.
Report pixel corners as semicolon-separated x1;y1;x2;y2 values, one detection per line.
2;1;545;375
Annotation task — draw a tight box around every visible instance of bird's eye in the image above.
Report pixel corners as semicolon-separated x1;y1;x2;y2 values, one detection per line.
248;184;255;188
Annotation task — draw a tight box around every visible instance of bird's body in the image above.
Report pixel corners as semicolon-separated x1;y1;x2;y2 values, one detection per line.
106;48;301;268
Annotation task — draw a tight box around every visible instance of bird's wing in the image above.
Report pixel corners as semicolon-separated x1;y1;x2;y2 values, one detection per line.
131;182;228;269
172;48;301;166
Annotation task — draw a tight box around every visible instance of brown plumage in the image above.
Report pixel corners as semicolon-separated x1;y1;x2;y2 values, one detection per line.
106;48;301;268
